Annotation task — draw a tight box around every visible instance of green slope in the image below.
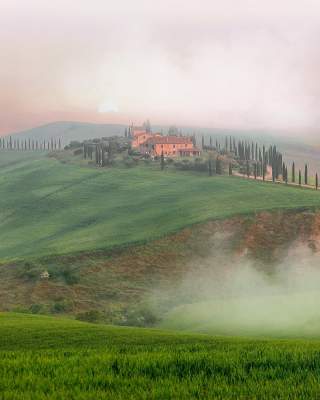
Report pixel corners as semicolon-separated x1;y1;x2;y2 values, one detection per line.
2;313;320;399
0;151;320;260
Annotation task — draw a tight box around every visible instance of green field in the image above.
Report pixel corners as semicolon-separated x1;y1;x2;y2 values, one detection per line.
0;151;320;261
1;313;320;399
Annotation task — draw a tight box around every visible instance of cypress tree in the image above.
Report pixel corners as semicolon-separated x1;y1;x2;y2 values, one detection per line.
229;162;232;176
160;151;165;170
299;170;302;186
246;160;250;178
216;157;222;174
316;173;318;190
95;145;99;165
101;147;105;167
292;162;295;183
202;135;205;149
254;163;257;179
305;164;308;185
284;166;288;184
208;158;213;176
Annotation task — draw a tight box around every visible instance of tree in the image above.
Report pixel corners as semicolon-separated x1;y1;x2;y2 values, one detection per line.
216;157;222;174
160;151;165;170
292;162;295;183
246;160;250;178
208;158;213;176
168;126;178;135
305;164;308;185
101;147;105;167
316;173;318;190
201;136;205;149
143;119;151;133
299;170;302;186
284;166;288;184
272;162;276;182
228;162;233;176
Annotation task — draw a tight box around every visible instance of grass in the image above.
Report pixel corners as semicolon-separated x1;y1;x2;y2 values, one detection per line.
1;313;320;399
0;152;320;260
0;151;320;260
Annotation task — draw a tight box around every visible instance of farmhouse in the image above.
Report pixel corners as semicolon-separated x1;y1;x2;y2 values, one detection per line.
141;136;201;157
130;126;201;157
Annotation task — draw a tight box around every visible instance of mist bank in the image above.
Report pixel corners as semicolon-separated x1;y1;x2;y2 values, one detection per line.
150;215;320;338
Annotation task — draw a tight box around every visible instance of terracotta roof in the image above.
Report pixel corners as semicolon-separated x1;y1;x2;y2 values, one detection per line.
132;129;147;136
145;136;193;145
134;131;149;137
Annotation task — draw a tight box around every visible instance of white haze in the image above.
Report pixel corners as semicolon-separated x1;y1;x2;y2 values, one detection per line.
2;0;320;136
156;234;320;338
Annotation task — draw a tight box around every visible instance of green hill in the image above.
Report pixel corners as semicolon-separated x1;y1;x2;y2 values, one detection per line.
0;151;320;261
1;313;320;399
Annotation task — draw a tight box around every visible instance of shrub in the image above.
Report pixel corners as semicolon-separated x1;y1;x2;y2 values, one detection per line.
51;300;71;314
29;304;46;314
76;310;103;323
120;305;160;327
73;148;83;156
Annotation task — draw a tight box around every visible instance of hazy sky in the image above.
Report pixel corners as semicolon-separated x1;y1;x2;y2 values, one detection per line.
1;0;320;136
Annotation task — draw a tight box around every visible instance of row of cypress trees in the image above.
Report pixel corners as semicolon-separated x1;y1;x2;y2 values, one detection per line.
203;135;319;190
83;142;116;167
0;136;62;151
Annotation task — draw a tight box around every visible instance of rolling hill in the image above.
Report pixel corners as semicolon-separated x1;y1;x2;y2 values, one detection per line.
0;151;320;261
7;121;320;174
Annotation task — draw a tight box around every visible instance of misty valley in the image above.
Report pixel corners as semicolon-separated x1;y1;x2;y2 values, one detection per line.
3;1;320;396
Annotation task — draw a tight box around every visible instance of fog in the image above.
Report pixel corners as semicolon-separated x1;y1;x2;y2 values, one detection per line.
1;0;320;138
154;234;320;338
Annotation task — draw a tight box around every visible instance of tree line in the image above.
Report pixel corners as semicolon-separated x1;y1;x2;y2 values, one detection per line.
202;134;319;190
0;137;62;151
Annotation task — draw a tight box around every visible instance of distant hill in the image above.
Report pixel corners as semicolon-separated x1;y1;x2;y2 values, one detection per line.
7;121;320;173
10;121;127;146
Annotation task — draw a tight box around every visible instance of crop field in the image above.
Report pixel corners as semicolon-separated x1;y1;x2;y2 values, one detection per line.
0;151;320;261
1;313;320;399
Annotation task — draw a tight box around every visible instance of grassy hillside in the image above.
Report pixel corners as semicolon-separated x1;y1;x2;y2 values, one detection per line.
0;151;320;260
1;313;320;399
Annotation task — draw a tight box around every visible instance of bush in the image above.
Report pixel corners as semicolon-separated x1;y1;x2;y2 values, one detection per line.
76;310;103;323
47;266;79;285
29;304;46;314
51;300;71;314
73;148;83;156
120;306;160;327
61;268;80;285
18;263;42;281
66;141;82;149
124;157;135;168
